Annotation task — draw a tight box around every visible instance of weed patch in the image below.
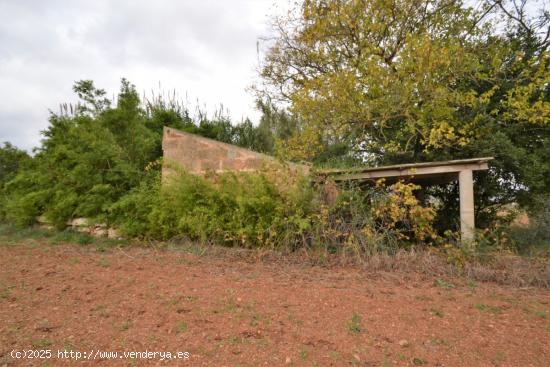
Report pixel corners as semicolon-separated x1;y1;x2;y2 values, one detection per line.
97;257;110;268
176;321;188;333
32;339;53;348
347;313;362;334
475;304;502;314
433;279;455;289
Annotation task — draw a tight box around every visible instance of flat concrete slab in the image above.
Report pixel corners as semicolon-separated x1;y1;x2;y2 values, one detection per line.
317;157;493;184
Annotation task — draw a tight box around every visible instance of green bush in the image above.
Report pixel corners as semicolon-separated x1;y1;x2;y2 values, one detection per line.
107;173;161;237
107;166;443;254
110;166;317;248
0;79;289;230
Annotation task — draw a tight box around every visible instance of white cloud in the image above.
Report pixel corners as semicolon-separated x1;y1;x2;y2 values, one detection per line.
0;0;289;151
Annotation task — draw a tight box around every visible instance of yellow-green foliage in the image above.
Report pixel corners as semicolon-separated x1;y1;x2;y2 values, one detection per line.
258;0;550;225
371;181;437;242
309;180;438;256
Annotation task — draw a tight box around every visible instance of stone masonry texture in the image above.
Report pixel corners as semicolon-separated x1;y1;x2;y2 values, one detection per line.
162;127;309;178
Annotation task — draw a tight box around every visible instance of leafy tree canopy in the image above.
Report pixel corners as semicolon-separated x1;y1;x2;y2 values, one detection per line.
257;0;550;225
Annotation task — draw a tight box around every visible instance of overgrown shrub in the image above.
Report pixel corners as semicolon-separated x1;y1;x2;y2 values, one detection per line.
107;172;161;237
110;165;317;248
307;180;439;258
0;143;31;221
108;164;439;253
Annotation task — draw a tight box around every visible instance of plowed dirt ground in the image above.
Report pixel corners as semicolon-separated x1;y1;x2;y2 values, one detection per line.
1;242;548;366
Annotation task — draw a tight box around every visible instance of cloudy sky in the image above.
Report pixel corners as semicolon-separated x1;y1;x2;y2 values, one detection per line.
0;0;289;151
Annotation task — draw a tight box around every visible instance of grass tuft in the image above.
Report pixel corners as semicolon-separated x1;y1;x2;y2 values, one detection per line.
347;313;362;334
176;321;188;333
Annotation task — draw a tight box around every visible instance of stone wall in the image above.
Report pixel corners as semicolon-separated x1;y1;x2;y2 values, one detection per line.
162;127;309;178
36;216;121;239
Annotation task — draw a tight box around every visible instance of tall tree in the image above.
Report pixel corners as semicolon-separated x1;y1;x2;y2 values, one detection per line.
258;0;549;226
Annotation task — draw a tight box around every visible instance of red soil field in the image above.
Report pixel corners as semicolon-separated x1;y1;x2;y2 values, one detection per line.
1;243;548;366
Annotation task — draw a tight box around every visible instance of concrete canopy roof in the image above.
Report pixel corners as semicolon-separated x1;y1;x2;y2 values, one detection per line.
316;157;494;185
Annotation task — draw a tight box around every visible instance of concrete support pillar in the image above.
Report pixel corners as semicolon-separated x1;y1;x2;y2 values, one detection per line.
458;169;475;242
